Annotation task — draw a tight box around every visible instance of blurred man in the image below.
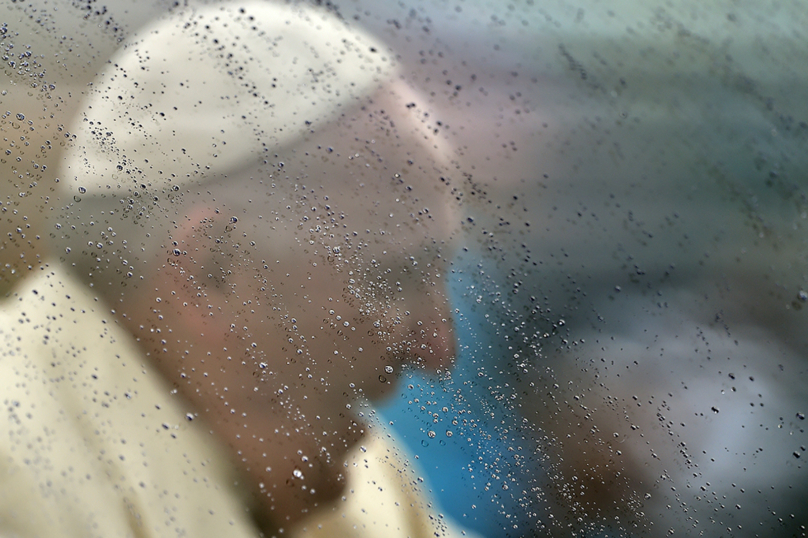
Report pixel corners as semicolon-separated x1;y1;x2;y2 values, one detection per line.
0;2;468;536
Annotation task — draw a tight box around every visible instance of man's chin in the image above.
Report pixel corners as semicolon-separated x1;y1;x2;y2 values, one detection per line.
252;435;358;532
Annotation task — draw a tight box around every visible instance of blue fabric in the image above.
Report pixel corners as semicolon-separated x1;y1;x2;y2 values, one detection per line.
378;258;548;537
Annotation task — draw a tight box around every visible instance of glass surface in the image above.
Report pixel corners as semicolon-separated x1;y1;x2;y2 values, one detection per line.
2;1;806;537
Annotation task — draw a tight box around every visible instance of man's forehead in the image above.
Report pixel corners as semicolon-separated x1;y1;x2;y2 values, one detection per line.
193;85;458;242
186;167;454;264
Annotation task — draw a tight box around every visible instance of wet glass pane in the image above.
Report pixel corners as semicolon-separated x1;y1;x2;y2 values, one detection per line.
2;1;806;537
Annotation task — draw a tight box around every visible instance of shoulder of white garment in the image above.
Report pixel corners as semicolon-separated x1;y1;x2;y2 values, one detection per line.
63;0;396;197
290;429;484;538
0;266;259;537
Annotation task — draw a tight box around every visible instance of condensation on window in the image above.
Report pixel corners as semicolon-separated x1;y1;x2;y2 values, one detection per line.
2;1;806;537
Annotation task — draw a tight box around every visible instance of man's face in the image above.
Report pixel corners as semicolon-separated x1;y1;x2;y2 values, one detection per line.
209;95;459;404
152;90;459;523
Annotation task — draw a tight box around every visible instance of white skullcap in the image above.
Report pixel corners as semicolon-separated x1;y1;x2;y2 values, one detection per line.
62;0;395;197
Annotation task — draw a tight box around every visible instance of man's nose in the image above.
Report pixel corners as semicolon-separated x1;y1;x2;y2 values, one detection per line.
408;276;456;372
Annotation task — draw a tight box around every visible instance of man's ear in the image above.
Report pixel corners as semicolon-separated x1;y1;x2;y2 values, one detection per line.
162;204;236;338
